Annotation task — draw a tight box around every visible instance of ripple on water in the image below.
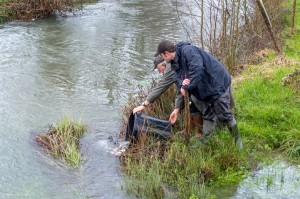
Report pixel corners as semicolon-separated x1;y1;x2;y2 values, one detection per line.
233;162;300;199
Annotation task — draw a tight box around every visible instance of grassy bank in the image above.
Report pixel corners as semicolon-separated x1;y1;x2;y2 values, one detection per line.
36;116;87;168
121;1;300;198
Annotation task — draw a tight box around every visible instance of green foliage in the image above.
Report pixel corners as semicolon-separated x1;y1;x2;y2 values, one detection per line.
284;32;300;58
36;116;87;168
124;160;164;199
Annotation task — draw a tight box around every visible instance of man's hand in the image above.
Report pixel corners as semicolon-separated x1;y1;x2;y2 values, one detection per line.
180;88;186;96
133;101;149;114
133;105;145;114
169;108;180;124
181;78;189;96
182;79;190;86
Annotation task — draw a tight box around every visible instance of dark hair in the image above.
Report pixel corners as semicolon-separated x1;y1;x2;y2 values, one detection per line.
155;40;175;56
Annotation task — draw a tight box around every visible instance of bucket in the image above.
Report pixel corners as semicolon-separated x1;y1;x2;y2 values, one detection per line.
125;112;172;143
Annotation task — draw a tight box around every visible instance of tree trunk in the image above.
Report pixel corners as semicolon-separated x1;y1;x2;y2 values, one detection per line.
256;0;282;54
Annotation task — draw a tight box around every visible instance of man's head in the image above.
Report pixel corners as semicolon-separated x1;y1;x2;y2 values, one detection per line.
155;39;176;63
153;55;166;73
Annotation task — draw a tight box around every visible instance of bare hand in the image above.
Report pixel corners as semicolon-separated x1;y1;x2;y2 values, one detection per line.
133;105;145;114
169;109;179;124
180;88;186;96
182;79;190;86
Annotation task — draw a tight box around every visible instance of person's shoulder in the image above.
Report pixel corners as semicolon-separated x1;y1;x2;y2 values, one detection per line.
163;63;173;75
181;44;202;56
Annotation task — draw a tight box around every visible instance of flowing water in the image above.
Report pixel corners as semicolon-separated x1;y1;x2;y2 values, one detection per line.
0;1;299;199
0;1;186;198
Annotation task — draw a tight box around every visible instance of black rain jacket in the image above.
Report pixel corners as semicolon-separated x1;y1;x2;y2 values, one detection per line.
171;42;231;104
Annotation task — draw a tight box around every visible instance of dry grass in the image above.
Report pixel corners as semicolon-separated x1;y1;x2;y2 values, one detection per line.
1;0;96;21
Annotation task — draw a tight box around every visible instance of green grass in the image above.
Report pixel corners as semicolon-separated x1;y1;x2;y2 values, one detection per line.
36;116;87;168
234;64;300;155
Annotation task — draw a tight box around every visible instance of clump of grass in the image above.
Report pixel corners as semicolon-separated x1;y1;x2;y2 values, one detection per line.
36;116;87;168
124;159;164;199
281;69;300;91
122;135;167;198
121;126;250;198
280;129;300;160
0;0;97;22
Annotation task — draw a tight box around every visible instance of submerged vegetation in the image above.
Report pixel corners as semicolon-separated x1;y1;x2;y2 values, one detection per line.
120;0;300;198
0;0;96;22
36;116;87;168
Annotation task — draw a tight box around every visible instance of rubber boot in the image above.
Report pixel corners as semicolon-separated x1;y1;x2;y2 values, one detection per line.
227;120;243;150
190;114;203;140
190;95;208;115
197;119;216;145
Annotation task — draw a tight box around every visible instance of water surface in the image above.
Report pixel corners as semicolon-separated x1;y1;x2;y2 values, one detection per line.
0;1;185;198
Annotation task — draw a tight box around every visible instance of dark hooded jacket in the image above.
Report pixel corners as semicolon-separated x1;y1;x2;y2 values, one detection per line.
171;42;231;104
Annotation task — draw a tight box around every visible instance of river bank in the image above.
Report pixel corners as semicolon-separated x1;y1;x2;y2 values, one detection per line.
0;0;97;22
120;1;300;198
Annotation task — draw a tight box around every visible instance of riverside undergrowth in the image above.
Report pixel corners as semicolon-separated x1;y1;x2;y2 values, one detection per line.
0;0;97;22
121;59;300;199
121;2;300;198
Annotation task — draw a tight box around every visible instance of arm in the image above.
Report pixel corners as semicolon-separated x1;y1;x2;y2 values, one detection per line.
169;90;184;124
174;89;184;109
173;69;183;90
146;65;175;103
181;46;204;91
133;65;175;114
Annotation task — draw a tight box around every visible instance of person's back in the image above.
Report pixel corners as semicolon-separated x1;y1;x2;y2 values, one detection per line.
155;39;243;149
171;42;231;103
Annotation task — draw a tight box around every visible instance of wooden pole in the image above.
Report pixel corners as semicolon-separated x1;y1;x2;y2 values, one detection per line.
292;0;297;34
256;0;282;54
184;92;190;145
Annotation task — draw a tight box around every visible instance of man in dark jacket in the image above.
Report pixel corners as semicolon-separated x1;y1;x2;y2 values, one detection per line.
155;39;243;149
133;55;203;137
